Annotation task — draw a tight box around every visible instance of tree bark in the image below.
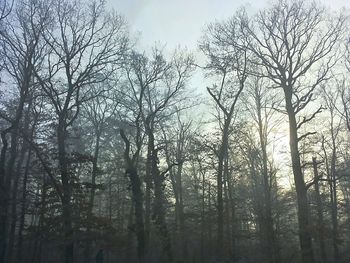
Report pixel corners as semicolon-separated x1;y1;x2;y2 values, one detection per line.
148;129;172;262
120;129;145;263
128;166;145;263
57;117;74;263
284;88;314;263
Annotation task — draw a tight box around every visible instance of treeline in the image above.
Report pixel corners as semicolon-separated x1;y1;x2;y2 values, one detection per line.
0;0;350;262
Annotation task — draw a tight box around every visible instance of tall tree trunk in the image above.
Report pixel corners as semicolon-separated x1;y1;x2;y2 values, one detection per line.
223;157;232;258
330;148;339;262
200;168;206;261
17;103;38;263
284;89;314;263
6;139;26;263
0;127;10;263
8;99;33;262
216;122;229;260
163;125;186;261
120;129;145;263
129;166;145;262
84;130;101;263
57;118;74;263
37;173;47;263
226;162;236;261
256;95;280;263
208;183;213;255
145;137;153;248
176;164;186;259
150;137;172;262
312;157;327;263
0;93;27;262
17;145;32;263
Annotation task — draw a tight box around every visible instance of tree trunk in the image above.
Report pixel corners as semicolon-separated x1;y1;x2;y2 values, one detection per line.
17;104;38;263
330;148;339;262
8;100;33;262
7;138;26;263
150;137;172;262
145;136;153;248
226;162;236;261
57;118;74;263
223;158;232;258
208;183;213;255
256;95;280;263
129;166;145;262
176;161;186;260
312;157;327;263
200;168;206;261
216;122;229;260
0;128;10;263
284;89;314;263
84;129;101;263
0;95;26;262
120;129;145;262
17;144;32;263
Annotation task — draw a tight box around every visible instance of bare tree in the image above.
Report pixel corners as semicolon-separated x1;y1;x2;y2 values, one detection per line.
320;82;344;262
242;77;282;263
124;47;193;262
199;11;249;260
243;1;345;262
81;84;120;262
162;111;196;261
125;49;170;248
33;1;128;262
0;0;49;261
120;124;145;262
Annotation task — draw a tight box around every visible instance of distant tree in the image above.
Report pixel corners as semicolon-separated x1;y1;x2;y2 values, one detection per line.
81;83;120;262
125;49;170;248
162;110;196;261
320;83;344;262
241;77;282;263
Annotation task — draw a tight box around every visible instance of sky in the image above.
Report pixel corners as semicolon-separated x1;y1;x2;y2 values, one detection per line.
108;0;349;50
106;0;350;99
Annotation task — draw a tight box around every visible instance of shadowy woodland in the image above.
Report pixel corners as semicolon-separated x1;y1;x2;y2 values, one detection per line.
0;0;350;262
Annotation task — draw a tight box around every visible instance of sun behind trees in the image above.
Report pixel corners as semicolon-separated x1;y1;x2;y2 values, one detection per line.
0;0;349;263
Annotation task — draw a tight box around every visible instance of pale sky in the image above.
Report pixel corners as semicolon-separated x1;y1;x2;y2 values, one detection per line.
106;0;350;96
108;0;349;50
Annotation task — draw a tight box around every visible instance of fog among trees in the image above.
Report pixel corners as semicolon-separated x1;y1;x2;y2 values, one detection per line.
0;0;350;262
